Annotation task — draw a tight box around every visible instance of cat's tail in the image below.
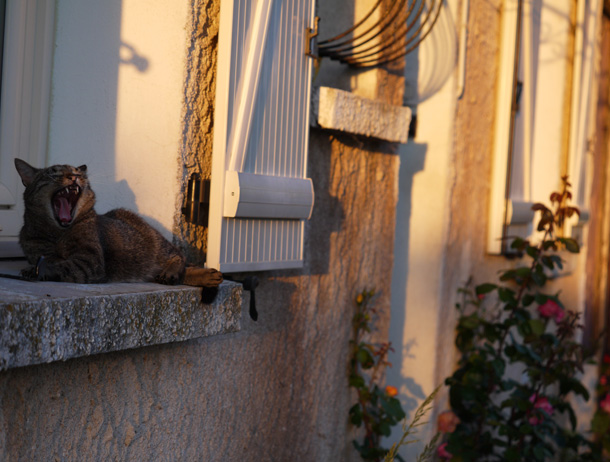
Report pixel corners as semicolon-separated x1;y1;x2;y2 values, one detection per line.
183;266;223;288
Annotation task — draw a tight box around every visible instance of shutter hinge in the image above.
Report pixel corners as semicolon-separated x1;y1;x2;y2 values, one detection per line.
182;174;210;226
305;16;320;58
224;275;259;321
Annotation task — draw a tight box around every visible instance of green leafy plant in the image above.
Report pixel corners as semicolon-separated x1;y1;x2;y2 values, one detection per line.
441;177;601;461
591;354;610;457
349;290;406;461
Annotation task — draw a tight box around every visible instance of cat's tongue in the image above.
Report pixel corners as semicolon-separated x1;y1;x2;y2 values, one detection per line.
55;196;72;224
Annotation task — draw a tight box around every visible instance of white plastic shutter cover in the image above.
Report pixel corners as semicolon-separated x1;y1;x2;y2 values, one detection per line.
207;0;316;272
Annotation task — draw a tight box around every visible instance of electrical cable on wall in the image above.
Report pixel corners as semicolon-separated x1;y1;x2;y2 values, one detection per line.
317;0;443;68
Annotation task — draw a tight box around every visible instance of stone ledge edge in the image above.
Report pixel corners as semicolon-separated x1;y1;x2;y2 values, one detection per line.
0;281;242;370
311;86;412;143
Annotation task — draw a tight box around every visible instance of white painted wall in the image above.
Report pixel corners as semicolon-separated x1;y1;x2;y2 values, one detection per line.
47;0;189;238
387;44;457;462
387;1;601;459
387;84;455;459
386;0;458;458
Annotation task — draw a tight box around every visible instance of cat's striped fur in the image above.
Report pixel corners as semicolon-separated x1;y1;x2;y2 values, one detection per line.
14;159;222;287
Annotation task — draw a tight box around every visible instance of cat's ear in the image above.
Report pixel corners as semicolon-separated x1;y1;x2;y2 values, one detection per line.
14;158;40;187
77;165;87;173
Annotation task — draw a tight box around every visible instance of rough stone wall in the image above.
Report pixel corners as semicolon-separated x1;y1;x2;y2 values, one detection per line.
435;0;505;384
175;0;220;263
0;1;403;461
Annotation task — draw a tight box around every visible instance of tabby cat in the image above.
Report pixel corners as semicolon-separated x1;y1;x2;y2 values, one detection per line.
14;159;222;287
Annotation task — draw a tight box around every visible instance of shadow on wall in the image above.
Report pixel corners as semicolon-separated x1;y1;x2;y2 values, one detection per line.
120;41;149;73
49;2;177;237
305;129;403;276
386;141;427;414
404;0;457;105
50;0;123;208
304;130;345;276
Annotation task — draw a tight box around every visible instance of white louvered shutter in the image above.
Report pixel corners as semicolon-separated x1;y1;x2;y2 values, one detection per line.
207;0;316;272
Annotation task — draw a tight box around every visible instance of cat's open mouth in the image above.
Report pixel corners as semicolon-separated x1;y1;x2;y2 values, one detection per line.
52;185;81;227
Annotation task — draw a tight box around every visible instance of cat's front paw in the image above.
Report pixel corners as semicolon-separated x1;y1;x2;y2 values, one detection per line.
20;266;39;281
183;267;223;288
35;256;60;281
202;268;223;287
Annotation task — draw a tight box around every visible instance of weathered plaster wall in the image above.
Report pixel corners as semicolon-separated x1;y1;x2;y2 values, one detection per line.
436;0;505;386
175;0;220;263
0;1;403;461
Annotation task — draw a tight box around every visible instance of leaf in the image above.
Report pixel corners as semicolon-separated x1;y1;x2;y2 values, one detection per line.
526;245;539;258
529;319;546;336
491;358;505;377
551;255;563;270
531;270;547;287
566;404;577;431
559;377;590;400
500;270;516;282
533;444;546;461
515;267;532;278
381;396;406;421
498;287;516;303
349;374;366;389
558;237;580;253
378;420;392;437
505;447;521;462
519;423;533;434
537;212;553;231
349;404;363;426
522;294;535;306
543;240;558;251
532;203;550;213
476;283;497;295
592;411;610;434
460;314;480;330
510;237;528;251
356;348;375;369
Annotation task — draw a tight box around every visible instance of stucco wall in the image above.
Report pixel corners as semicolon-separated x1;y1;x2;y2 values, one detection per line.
48;0;189;240
389;0;600;458
0;1;403;461
175;0;220;263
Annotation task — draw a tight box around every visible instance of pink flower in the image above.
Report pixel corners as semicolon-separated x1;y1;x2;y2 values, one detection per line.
437;410;460;433
553;307;565;322
600;394;610;413
537;300;565;323
601;376;608;386
437;442;452;460
528;394;554;425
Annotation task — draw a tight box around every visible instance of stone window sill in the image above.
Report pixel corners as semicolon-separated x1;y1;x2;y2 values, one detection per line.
310;86;412;143
0;274;242;371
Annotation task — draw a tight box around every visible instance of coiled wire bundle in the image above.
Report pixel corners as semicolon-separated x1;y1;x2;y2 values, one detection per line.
317;0;443;68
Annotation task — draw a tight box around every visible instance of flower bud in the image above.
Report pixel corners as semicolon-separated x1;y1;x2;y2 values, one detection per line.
385;385;398;397
437;410;460;433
